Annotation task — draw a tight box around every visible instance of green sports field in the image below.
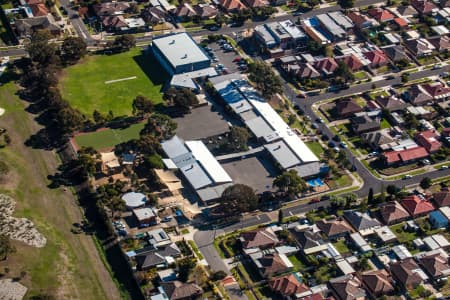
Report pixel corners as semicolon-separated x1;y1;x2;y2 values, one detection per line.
74;122;145;150
60;48;168;117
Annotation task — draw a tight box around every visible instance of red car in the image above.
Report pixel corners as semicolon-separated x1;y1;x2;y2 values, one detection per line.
309;198;320;204
233;57;242;62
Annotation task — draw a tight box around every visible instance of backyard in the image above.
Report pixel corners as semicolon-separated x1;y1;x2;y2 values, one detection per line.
60;48;167;117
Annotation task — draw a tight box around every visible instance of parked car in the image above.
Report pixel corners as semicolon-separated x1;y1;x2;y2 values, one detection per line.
440;165;449;170
340;142;347;148
328;141;336;148
402;174;413;179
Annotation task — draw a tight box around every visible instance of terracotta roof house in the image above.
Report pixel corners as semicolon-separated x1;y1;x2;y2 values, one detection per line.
406;84;433;105
415;130;442;153
15;15;61;37
363;49;388;68
401;195;435;218
433;191;450;207
193;4;218;19
382;45;409;62
313;57;338;76
243;0;269;7
428;35;450;52
101;15;128;31
291;63;320;79
175;3;197;20
239;227;279;249
411;0;438;15
361;269;395;298
316;218;353;239
393;17;408;28
329;275;366;300
368;8;395;22
335;99;363;118
361;130;395;150
218;0;247;12
405;38;435;57
390;258;427;289
335;54;363;72
419;251;450;281
347;11;377;29
421;82;450;100
94;2;130;16
397;5;419;17
351;114;381;134
25;0;43;5
30;3;49;16
141;6;168;24
250;252;293;278
379;201;410;225
382;146;429;165
269;273;310;298
375;95;408;112
160;281;203;300
343;210;381;232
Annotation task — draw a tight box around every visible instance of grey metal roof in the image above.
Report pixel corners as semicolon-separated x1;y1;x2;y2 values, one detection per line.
289;162;321;178
180;161;212;189
255;24;277;46
196;183;233;202
161;135;190;159
246;116;277;141
316;14;346;37
327;11;354;30
265;141;301;169
152;33;210;69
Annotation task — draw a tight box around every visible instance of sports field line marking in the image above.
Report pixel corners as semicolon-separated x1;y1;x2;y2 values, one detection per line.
104;76;137;84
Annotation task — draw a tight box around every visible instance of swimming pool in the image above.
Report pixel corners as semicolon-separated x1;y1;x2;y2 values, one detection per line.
307;178;325;187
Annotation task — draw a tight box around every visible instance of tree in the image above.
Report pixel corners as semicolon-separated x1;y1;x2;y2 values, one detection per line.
61;36;87;64
386;185;398;196
405;113;419;130
227;126;249;151
401;73;409;83
132;95;154;117
220;184;258;215
210;270;227;281
367;188;374;204
105;196;126;218
278;209;283;224
177;257;196;282
93;110;107;125
163;88;198;114
0;235;15;260
420;177;432;190
338;0;354;8
110;34;136;52
26;30;59;67
142;113;177;141
248;61;282;98
335;61;355;82
359;198;368;212
273;170;308;196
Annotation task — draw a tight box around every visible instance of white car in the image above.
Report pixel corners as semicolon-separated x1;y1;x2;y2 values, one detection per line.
440;165;449;170
402;174;413;179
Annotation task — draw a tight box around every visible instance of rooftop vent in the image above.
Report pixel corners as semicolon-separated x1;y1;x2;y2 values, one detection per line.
181;54;188;59
169;39;175;44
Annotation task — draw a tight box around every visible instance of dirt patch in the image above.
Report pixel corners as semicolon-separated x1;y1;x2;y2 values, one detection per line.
0;279;27;300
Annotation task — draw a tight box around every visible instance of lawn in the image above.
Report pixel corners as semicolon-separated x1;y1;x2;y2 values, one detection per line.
60;48;167;117
74;122;144;150
0;81;118;298
188;240;204;260
354;71;368;80
390;222;418;243
306;141;324;158
288;254;307;271
328;174;352;189
380;118;392;129
333;240;350;254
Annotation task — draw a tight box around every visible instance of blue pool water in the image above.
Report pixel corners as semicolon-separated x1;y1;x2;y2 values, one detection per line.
307;178;325;187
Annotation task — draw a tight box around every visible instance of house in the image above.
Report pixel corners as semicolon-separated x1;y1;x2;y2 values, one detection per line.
347;11;377;29
141;6;168;24
193;4;218;19
335;99;363;118
351;114;381;134
368;8;395;22
218;0;246;12
411;0;438;15
30;3;49;17
400;195;435;218
406;84;433;105
343;210;381;234
135;243;181;270
375;95;407;112
390;258;428;289
421;82;450;100
249;251;293;278
101;15;128;31
243;0;269;7
433;191;450;207
175;3;197;20
291;229;327;254
360;269;395;298
15;15;62;37
397;5;419;17
418;250;450;281
335;54;363;72
269;273;310;299
379;201;410;225
361;130;395;150
160;281;203;300
415;130;442;153
133;207;157;226
363;49;388;68
393;17;408;29
286;63;321;79
313;57;338;76
382;45;409;62
428;35;450;52
382;146;429;166
329;275;366;300
239;227;279;249
316;218;353;240
93;2;130;16
405;38;435;57
429;210;448;228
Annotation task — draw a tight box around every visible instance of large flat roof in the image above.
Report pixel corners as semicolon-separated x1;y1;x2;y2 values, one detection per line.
180;162;212;189
152;33;209;69
265;141;301;169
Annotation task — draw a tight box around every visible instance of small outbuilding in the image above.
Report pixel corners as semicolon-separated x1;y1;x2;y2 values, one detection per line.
122;192;147;209
429;210;448;229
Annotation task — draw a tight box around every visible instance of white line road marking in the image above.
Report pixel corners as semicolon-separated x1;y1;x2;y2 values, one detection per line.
256;215;260;220
289;211;293;216
105;76;137;84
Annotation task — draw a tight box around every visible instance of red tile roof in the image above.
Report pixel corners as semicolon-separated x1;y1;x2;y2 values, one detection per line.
368;8;395;22
412;0;437;14
401;195;435;217
415;130;442;153
421;82;450;99
269;274;309;297
313;57;338;75
443;127;450;138
219;0;247;11
433;191;450;207
383;146;429;164
30;3;49;16
363;49;388;67
239;228;279;249
394;17;408;27
336;54;363;72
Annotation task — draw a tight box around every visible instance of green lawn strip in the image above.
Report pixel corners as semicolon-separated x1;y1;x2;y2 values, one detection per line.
328;174;352;189
380;118;392;129
180;228;189;234
288;254;307;272
354;71;368;80
60;48;166;117
333;240;350;254
188;240;204;260
306;141;324;157
390;222;418;243
74;122;144;150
